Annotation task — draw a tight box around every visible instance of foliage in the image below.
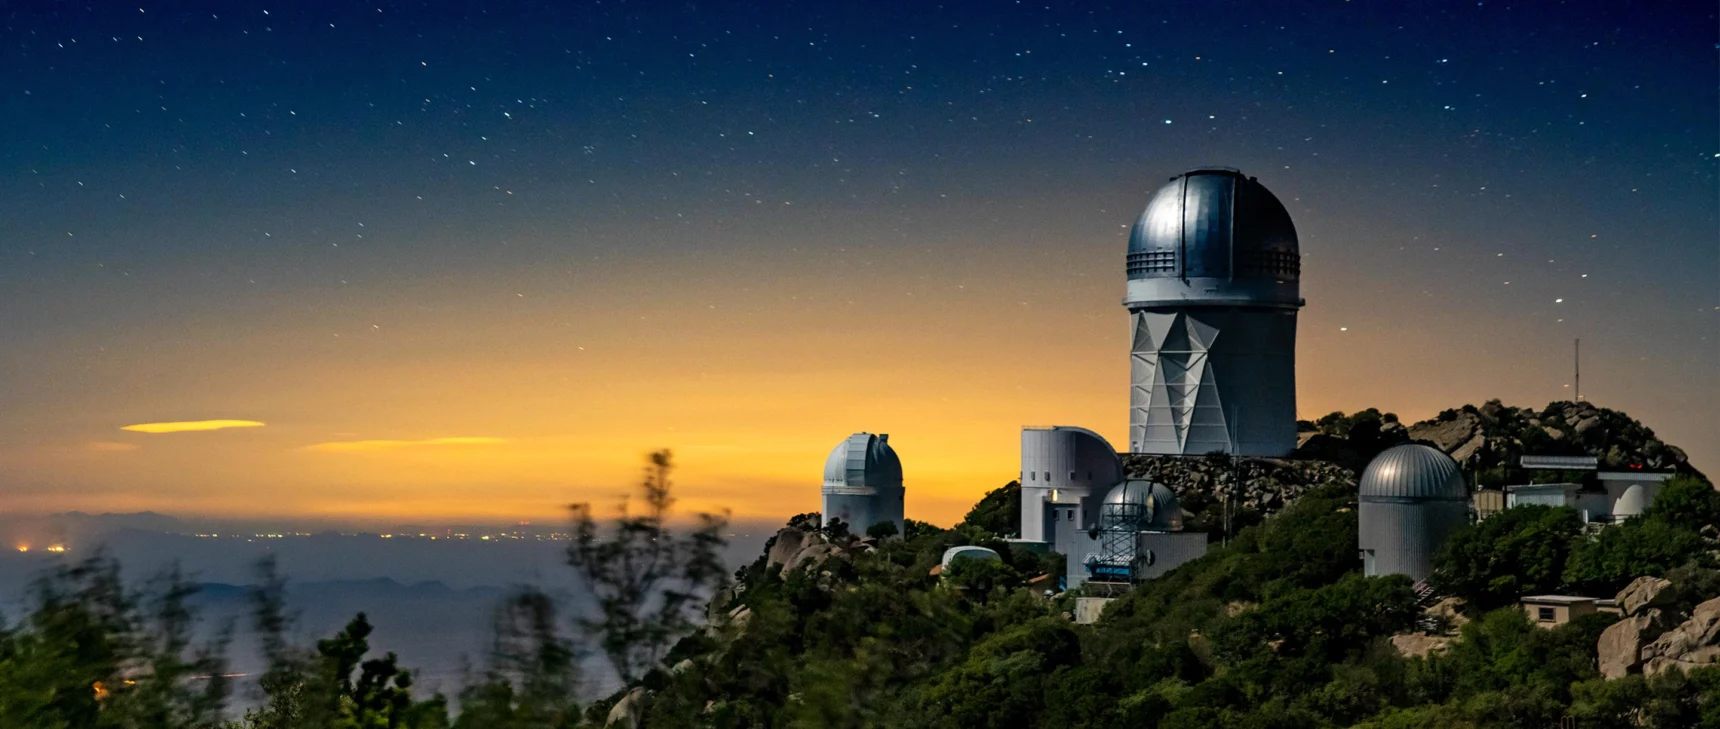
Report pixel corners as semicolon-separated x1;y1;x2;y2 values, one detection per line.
1564;474;1718;596
566;449;730;684
0;556;229;729
1641;474;1720;533
452;589;579;729
958;481;1020;538
1430;505;1586;612
0;432;1713;727
865;521;900;540
233;559;448;729
1307;408;1408;460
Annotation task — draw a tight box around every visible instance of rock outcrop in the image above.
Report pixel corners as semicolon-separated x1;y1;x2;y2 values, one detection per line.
1409;412;1483;454
1642;597;1720;676
1122;453;1355;526
1391;632;1454;658
783;542;844;572
606;687;646;729
766;528;812;570
1596;575;1720;679
1400;400;1695;474
1599;609;1676;679
1617;576;1675;617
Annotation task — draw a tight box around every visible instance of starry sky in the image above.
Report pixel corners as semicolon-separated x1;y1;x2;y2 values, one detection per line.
1;0;1715;526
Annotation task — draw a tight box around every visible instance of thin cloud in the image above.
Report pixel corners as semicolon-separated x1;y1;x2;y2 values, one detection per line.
86;441;141;452
304;437;510;453
121;419;266;434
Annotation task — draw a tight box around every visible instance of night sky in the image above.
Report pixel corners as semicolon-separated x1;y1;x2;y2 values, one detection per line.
2;0;1715;525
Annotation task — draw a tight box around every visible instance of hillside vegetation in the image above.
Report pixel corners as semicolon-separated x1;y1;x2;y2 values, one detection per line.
0;402;1714;728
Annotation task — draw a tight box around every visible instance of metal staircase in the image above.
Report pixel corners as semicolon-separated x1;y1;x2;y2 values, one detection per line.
1412;579;1444;633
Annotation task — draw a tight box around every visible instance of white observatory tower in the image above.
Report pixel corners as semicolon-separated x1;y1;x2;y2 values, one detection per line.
1125;167;1304;456
821;433;905;537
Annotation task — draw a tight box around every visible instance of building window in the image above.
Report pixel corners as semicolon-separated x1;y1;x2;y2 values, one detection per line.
1044;471;1051;482
1029;472;1035;481
1537;607;1556;623
1070;471;1077;481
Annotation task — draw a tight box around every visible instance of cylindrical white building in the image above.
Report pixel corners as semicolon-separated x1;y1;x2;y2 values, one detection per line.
1019;426;1124;544
1358;444;1470;582
821;432;904;537
1124;168;1303;456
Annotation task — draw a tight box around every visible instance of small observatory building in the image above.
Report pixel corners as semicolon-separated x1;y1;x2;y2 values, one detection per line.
1018;426;1126;545
1014;426;1204;589
1125;168;1303;456
1358;443;1470;582
1088;479;1207;585
821;432;905;537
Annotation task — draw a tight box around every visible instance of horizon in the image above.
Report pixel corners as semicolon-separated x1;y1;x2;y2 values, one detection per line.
2;1;1713;527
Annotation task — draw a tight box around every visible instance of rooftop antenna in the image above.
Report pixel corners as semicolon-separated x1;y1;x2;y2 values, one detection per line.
1574;338;1581;402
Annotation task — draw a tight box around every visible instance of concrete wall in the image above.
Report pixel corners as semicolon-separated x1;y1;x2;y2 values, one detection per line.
1522;599;1596;627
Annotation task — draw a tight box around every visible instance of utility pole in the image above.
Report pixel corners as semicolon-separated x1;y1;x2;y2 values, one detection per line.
1574;338;1581;402
1225;403;1238;547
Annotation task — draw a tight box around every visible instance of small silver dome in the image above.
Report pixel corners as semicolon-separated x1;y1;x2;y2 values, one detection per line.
1101;479;1184;530
822;433;903;495
1128;168;1300;284
940;545;1002;571
1359;444;1467;501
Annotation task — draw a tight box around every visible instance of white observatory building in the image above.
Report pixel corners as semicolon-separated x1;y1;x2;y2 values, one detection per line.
1125;168;1303;456
821;432;905;537
1015;426;1204;589
1018;426;1124;546
1358;443;1470;582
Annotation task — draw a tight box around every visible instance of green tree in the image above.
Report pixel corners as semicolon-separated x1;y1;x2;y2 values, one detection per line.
912;618;1079;728
235;559;446;729
1431;505;1585;612
0;557;231;729
865;520;900;540
1565;518;1705;595
1642;475;1720;533
567;449;730;684
453;589;579;729
959;481;1021;538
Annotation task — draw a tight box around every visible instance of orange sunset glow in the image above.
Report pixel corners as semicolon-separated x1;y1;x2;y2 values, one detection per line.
3;221;1709;527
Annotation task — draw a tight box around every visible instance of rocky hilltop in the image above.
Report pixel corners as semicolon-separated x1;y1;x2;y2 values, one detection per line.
1122;400;1702;534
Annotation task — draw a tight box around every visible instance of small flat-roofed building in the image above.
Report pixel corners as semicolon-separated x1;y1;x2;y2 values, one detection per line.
1521;595;1599;627
1473;489;1506;521
1509;455;1673;524
1506;482;1580;509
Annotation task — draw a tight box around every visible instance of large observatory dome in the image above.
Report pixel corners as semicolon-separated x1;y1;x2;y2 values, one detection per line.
821;432;905;536
822;433;903;494
1359;444;1467;501
1124;167;1302;309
